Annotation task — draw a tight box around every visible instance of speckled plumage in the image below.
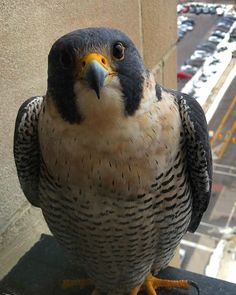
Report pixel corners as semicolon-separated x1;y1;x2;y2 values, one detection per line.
14;27;212;295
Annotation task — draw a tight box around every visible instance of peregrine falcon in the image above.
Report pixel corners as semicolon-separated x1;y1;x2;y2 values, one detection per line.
14;27;212;295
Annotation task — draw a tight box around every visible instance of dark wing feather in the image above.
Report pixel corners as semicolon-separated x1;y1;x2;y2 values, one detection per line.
13;96;44;207
177;93;212;232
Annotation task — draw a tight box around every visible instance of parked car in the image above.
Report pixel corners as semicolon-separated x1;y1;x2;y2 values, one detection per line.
178;30;185;42
191;50;211;59
198;41;216;49
182;5;189;13
217;22;231;28
177;71;193;79
208;35;222;44
197;43;216;53
180;24;188;33
203;6;210;14
177;4;183;14
224;14;236;21
195;4;204;15
212;31;226;39
216;7;224;16
185;58;205;68
221;17;235;24
189;5;196;14
209;6;217;15
216;25;230;33
180;64;198;75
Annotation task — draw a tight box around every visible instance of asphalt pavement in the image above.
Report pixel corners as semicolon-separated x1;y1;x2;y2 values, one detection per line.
177;13;222;90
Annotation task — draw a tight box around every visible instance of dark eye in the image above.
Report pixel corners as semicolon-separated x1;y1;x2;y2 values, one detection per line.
112;42;125;60
59;50;73;69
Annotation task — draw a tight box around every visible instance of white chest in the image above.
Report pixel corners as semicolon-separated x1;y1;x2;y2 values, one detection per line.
39;90;182;199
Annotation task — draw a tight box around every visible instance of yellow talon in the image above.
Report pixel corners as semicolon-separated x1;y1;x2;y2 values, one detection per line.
62;278;93;289
130;285;142;295
130;273;198;295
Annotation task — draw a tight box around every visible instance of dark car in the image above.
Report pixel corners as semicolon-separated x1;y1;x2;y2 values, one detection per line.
212;31;225;39
224;15;236;21
185;58;205;68
216;25;230;33
178;30;185;42
198;41;216;49
197;43;216;53
209;7;216;14
217;21;232;28
195;5;203;15
182;19;195;26
189;5;196;14
221;17;235;24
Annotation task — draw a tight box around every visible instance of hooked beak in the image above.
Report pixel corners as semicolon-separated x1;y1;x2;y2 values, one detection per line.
80;53;112;99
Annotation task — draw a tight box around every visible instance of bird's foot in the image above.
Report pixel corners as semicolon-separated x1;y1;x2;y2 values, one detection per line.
130;273;199;295
62;278;94;289
62;278;101;295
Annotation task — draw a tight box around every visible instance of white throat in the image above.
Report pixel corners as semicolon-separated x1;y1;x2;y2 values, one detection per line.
74;76;125;125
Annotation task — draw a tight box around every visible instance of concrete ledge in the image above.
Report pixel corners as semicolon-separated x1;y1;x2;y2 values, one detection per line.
1;234;236;295
0;204;49;279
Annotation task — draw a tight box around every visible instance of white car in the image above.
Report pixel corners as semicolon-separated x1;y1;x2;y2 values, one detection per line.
208;36;222;44
216;7;224;16
214;30;226;38
191;50;211;59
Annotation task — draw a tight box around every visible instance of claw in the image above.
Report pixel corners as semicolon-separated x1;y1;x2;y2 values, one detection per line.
62;278;93;289
130;273;200;295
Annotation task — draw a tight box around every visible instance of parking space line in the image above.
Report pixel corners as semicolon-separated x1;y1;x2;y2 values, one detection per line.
210;95;236;146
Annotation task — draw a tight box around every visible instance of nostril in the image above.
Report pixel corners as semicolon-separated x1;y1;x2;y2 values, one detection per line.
82;61;86;67
101;58;106;65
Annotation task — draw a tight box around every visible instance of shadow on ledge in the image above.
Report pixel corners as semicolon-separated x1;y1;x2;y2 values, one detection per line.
0;234;236;295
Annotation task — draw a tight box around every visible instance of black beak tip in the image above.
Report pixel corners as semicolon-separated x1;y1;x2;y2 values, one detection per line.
94;88;100;99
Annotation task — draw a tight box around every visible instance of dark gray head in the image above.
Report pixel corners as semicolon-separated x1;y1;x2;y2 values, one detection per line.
47;27;146;123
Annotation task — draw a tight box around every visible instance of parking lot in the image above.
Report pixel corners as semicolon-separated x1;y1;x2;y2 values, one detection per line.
177;3;236;91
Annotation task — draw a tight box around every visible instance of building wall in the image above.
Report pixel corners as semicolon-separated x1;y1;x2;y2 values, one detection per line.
0;0;177;277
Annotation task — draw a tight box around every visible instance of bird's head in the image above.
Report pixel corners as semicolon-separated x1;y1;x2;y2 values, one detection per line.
47;27;146;124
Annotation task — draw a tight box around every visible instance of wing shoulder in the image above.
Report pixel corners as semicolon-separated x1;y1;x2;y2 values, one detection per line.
14;96;44;207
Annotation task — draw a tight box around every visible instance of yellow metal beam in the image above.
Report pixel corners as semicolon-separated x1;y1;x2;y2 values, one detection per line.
210;96;236;146
216;121;236;160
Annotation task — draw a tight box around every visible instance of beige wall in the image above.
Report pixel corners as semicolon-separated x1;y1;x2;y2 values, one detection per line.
0;0;177;276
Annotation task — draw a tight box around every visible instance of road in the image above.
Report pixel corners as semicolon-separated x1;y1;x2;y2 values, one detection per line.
180;75;236;277
177;13;221;90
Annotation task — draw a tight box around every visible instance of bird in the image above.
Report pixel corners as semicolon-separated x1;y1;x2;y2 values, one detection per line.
14;27;212;295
